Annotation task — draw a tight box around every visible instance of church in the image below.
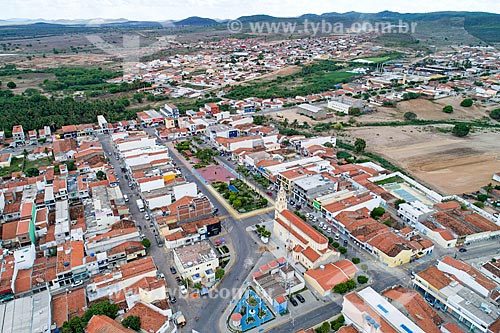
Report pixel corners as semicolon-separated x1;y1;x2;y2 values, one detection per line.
273;187;339;270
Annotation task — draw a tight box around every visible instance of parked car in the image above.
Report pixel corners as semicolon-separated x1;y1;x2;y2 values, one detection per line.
169;295;177;303
145;214;150;220
334;233;340;240
266;191;273;196
296;294;305;303
319;222;324;228
170;266;177;274
157;273;165;279
180;285;188;295
327;227;332;234
322;225;328;231
459;248;467;253
289;296;298;307
71;280;83;288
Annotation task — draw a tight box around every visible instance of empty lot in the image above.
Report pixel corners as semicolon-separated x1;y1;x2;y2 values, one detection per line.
347;125;500;194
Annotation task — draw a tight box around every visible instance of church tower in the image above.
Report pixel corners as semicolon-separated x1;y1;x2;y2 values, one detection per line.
275;186;287;218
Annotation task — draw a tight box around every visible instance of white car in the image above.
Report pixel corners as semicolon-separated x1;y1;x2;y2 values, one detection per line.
334;233;340;240
179;285;188;295
71;280;84;288
327;228;332;234
319;222;324;228
145;214;150;220
322;225;328;231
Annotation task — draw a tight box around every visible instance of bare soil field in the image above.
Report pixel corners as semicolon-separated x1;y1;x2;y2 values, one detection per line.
1;53;117;69
1;72;55;93
358;96;491;123
347;125;500;195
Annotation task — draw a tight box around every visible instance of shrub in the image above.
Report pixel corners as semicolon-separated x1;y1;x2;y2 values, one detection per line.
215;269;225;280
6;81;16;89
443;105;454;113
490;108;500;121
357;275;369;284
354;138;366;153
352;257;361;264
122;316;141;331
404;112;417;121
370;207;385;219
460;98;473;107
452;123;470;137
473;201;485;208
141;238;151;248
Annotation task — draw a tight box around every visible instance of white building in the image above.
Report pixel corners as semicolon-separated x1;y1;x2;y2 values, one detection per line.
342;287;425;333
173;240;218;285
398;201;434;227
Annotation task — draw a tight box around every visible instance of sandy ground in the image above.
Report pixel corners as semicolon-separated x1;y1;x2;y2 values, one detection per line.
347;125;500;195
359;96;492;123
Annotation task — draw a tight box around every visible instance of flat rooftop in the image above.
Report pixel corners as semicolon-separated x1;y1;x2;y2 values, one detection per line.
0;290;51;333
174;240;217;269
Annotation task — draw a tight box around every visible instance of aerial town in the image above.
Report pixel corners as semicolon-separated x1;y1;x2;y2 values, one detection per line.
0;4;500;333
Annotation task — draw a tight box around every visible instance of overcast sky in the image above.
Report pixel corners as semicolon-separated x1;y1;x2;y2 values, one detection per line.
1;0;500;20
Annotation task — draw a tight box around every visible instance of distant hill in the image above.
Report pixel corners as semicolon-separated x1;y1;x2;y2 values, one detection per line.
1;11;499;44
174;16;219;26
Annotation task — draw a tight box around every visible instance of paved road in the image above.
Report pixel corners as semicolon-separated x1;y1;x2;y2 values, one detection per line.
266;302;341;333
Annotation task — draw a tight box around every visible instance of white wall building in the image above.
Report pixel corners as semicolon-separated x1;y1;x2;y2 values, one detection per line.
398;201;434;227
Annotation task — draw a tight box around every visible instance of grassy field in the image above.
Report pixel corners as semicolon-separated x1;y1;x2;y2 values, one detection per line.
226;61;356;99
353;53;401;64
24;157;53;170
0;157;24;177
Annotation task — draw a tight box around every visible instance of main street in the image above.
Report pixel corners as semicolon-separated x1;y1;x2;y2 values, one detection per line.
100;132;499;333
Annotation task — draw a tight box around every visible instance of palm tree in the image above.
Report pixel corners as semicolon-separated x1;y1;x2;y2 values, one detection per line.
291;119;298;129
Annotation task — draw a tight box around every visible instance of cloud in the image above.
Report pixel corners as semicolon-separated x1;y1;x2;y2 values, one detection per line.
0;0;499;20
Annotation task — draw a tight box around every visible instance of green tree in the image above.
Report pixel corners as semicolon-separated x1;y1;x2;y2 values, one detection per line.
232;198;242;208
141;238;151;248
473;201;485;208
452;123;470;137
82;301;119;324
404;112;417;121
354;138;366;153
395;199;406;209
315;321;331;333
348;108;361;116
338;246;348;255
324;142;334;148
25;167;40;177
215;269;225;279
122;316;141;331
352;257;361;264
62;316;85;333
443;105;454;113
96;170;106;180
460;98;473;107
133;92;144;103
333;122;343;130
371;207;386;219
357;275;369;284
490;109;500;121
6;81;16;89
332;241;340;248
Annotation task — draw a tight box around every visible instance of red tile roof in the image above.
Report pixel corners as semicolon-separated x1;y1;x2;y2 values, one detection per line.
85;315;135;333
280;210;328;245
